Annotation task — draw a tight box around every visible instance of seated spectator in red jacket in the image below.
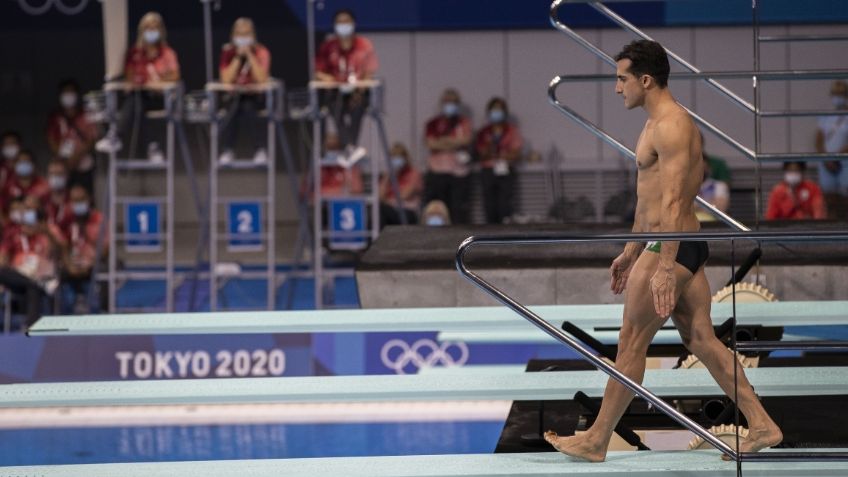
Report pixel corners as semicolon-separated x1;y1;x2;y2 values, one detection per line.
56;185;106;314
2;150;49;218
125;12;180;86
45;160;72;226
314;9;378;148
474;97;523;224
379;142;423;227
0;195;58;327
0;131;22;189
46;79;98;194
218;17;272;164
765;161;827;220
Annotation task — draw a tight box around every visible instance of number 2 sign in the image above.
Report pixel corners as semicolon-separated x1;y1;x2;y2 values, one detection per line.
227;202;263;252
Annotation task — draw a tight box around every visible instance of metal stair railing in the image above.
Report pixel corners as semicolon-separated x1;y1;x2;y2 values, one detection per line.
456;229;848;462
547;0;848;166
545;77;750;231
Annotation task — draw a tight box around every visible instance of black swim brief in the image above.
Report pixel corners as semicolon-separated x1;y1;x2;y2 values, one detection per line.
644;240;709;274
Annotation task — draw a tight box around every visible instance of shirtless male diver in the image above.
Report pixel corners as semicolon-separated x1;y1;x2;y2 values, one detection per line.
544;40;782;462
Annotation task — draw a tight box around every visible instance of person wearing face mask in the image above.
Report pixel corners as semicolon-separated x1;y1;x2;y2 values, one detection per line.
420;200;451;227
0;195;57;328
125;12;180;86
0;131;23;189
378;143;423;227
123;12;181;163
218;17;272;164
474;97;524;224
46;79;98;195
44;160;72;226
2;151;49;220
315;9;379;148
54;185;107;314
423;89;473;225
765;161;827;220
814;80;848;219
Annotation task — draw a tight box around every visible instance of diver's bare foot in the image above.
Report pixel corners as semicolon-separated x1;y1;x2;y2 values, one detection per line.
543;430;607;463
721;425;783;461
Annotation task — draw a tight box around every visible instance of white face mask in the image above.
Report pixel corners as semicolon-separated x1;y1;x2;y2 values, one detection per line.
48;174;67;191
22;209;37;226
426;216;446;226
784;171;802;186
143;29;161;44
442;102;459;117
72;201;90;216
390;156;406;170
233;36;254;48
15;161;34;177
2;144;19;160
335;23;355;38
60;92;78;109
489;109;506;123
832;95;847;109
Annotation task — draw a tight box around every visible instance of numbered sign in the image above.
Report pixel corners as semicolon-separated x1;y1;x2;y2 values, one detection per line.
125;202;162;252
227;201;263;252
328;199;367;250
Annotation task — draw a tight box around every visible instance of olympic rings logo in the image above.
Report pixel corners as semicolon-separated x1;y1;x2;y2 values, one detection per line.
17;0;89;16
380;339;469;375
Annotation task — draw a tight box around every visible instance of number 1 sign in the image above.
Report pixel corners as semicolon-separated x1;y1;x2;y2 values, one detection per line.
125;202;162;252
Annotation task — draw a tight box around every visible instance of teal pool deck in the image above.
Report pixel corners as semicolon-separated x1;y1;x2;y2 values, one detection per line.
3;450;848;477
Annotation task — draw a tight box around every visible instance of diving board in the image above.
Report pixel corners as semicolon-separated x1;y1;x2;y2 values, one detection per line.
27;301;848;336
1;367;846;408
3;450;848;477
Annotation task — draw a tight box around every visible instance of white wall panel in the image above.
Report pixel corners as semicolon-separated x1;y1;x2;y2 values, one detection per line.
359;24;846;172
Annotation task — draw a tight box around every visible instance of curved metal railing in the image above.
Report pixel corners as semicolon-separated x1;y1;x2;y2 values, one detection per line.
456;229;848;462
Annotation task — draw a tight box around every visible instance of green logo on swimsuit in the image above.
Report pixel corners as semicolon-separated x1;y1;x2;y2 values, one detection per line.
646;241;662;253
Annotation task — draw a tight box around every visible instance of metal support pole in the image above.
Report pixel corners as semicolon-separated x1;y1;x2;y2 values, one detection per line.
266;87;277;310
201;0;214;84
106;90;118;313
165;91;176;313
311;87;323;309
371;102;408;225
209;91;219;311
753;0;763;228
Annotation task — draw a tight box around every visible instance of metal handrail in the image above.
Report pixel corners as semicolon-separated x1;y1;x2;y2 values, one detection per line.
545;79;750;231
759;34;848;43
548;75;758;162
550;0;754;113
551;70;848;82
548;1;848;168
456;229;848;462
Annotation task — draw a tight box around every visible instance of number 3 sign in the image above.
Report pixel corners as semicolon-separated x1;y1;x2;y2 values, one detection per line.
328;199;367;250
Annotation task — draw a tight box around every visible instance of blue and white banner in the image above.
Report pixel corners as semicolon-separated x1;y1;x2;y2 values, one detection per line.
0;332;579;383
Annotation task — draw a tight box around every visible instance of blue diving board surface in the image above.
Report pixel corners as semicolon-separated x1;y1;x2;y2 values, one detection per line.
27;301;848;336
0;367;845;408
3;450;848;477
